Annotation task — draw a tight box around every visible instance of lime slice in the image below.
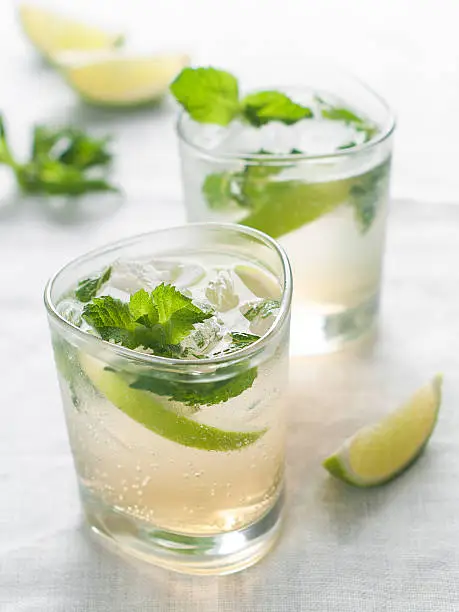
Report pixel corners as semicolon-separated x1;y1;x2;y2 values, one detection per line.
323;375;443;487
234;265;281;299
240;178;350;239
57;52;188;107
80;353;265;451
19;4;123;60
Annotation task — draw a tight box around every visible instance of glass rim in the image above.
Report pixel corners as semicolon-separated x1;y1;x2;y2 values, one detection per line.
44;222;293;369
176;78;396;164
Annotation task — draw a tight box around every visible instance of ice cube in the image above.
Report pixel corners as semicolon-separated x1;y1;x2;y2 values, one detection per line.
173;264;206;289
96;286;131;301
109;259;170;293
181;317;224;356
205;270;239;312
240;299;280;336
57;298;84;327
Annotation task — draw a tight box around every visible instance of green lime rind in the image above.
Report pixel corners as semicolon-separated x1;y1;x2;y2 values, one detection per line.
81;353;266;452
322;454;360;487
322;374;443;488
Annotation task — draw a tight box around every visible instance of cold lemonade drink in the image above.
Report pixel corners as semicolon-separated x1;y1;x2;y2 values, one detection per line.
45;224;292;574
173;66;395;354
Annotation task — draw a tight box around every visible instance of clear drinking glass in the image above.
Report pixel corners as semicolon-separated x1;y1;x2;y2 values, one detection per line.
177;68;395;355
44;224;292;575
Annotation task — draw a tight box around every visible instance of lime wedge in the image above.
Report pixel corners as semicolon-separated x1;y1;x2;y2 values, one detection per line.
234;264;281;299
80;353;265;451
323;375;443;487
19;4;123;60
57;52;188;107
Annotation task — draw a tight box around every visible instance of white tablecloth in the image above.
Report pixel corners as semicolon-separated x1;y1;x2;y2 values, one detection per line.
2;1;459;609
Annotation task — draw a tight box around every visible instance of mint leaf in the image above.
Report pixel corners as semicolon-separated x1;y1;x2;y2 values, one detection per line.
229;332;261;349
152;283;212;345
170;66;314;127
349;160;390;232
129;288;159;326
170;67;240;126
317;99;377;143
202;172;237;210
75;266;112;302
81;284;212;354
338;141;358;150
82;296;139;347
241;91;313;127
321;106;364;124
16;160;117;196
243;299;280;322
130;366;257;408
203;161;284;211
32;125;112;170
0;115;117;198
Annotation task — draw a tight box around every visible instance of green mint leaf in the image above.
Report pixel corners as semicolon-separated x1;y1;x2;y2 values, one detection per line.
321;106;364;124
229;332;261;349
202;161;284;211
130;365;258;408
349;160;390;233
243;299;280;322
338;141;358;150
170;67;240;126
129;289;159;326
81;285;212;354
32;125;112;170
317;99;377;143
202;172;237;210
82;296;139;348
75;266;112;302
241;91;313;127
0;115;116;198
16;160;117;196
152;283;212;345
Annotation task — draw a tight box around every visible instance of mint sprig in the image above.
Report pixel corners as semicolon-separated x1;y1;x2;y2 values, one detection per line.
75;266;112;303
82;284;212;355
171;67;313;127
0;115;117;197
171;66;377;138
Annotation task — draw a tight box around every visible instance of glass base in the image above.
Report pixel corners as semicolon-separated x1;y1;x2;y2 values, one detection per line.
82;487;284;575
290;293;379;356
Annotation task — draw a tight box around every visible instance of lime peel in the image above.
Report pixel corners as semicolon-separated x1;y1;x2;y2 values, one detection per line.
323;374;443;487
